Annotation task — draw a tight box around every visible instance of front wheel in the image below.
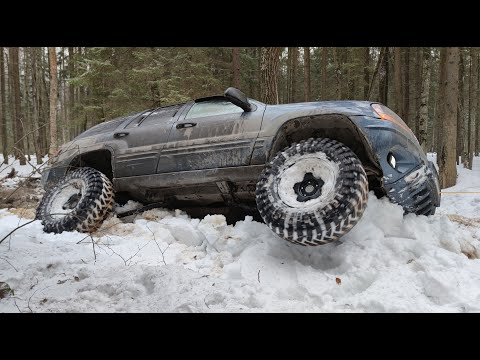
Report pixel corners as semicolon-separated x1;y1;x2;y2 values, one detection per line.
255;138;368;246
36;167;114;234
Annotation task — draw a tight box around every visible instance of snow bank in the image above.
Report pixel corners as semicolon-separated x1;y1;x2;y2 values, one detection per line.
0;154;479;312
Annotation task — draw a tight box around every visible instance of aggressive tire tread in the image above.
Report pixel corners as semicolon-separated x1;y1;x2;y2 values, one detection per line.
36;167;114;234
255;138;368;246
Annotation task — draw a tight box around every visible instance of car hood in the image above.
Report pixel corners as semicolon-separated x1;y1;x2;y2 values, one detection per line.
265;100;377;117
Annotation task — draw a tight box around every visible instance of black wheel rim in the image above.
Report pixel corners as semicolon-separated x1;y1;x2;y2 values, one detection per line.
293;172;324;202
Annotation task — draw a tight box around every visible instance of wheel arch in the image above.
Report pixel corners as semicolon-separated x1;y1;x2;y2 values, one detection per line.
268;114;384;194
67;148;114;180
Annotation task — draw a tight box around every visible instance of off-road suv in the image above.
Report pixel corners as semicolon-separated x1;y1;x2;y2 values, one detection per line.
38;87;440;245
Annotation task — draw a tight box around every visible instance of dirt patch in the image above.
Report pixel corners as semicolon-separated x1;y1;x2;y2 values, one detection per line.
8;208;37;220
447;214;480;227
0;178;43;211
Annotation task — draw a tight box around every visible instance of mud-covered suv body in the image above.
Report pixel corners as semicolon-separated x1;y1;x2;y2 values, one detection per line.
42;89;440;216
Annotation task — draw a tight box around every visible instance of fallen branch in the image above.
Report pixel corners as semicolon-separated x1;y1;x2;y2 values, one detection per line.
0;219;36;245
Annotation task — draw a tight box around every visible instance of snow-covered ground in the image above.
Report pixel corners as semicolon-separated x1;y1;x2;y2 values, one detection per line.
1;155;480;312
0;155;48;188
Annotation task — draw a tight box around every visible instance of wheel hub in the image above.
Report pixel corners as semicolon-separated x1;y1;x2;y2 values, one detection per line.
293;172;324;202
48;179;85;219
62;193;82;210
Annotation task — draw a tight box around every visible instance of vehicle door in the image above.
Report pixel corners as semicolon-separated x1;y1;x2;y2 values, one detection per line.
113;104;186;177
157;98;264;173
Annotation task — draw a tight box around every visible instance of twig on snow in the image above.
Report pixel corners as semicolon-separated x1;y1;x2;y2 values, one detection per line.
90;235;97;263
27;285;49;313
13;297;22;313
145;222;169;266
0;219;36;245
0;256;18;272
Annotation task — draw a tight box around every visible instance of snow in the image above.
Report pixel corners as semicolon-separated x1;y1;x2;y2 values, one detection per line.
1;154;480;312
428;153;480;218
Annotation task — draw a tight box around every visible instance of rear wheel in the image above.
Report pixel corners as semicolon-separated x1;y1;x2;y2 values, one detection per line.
36;167;114;234
255;138;368;246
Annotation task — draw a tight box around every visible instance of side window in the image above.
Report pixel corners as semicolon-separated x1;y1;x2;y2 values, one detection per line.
185;100;243;120
126;105;182;128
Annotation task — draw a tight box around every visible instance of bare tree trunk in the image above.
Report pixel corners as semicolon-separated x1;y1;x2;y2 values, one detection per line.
439;47;459;188
30;48;43;164
467;48;477;169
22;48;32;162
232;47;240;88
346;48;354;99
394;47;403;117
457;49;465;165
379;47;389;105
367;47;386;100
0;47;7;164
68;47;75;139
260;47;281;105
476;54;480;157
286;47;292;103
418;47;431;153
436;48;447;160
403;48;410;127
303;47;311;102
60;47;67;144
333;48;341;100
9;47;26;165
76;47;87;134
413;48;423;138
288;47;298;102
39;48;49;155
322;47;327;100
256;47;261;100
48;47;58;157
477;55;480;156
363;47;370;99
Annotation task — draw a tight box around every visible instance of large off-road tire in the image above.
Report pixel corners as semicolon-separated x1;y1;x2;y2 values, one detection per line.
36;167;114;234
255;138;368;246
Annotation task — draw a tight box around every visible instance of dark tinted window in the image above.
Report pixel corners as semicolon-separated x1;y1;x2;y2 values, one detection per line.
75;116;129;139
127;105;182;128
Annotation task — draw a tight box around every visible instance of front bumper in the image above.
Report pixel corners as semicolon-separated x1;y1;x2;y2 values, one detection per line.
351;115;441;215
383;161;440;215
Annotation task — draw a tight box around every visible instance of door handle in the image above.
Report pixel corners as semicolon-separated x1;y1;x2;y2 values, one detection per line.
176;122;197;129
114;132;129;138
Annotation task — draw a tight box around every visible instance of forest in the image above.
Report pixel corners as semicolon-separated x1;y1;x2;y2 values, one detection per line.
0;47;477;189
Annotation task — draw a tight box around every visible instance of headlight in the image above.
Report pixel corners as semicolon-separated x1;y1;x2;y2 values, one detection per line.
387;153;397;169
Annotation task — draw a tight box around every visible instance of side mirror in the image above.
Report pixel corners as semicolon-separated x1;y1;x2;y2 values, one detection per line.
224;87;252;112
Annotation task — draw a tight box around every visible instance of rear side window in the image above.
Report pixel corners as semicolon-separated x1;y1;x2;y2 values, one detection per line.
185;100;243;120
